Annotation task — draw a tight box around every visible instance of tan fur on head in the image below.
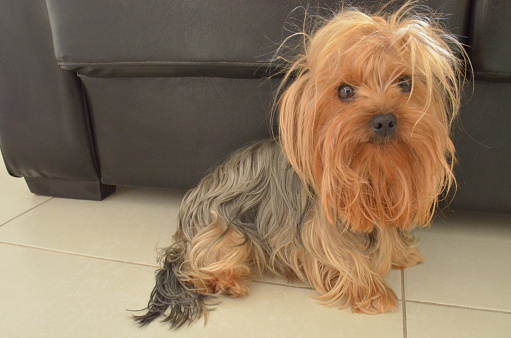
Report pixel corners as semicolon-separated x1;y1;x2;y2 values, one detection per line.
278;2;466;232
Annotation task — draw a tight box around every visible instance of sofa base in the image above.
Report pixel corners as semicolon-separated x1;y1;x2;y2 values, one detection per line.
25;177;116;201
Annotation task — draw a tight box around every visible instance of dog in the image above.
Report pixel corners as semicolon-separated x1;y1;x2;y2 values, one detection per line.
134;2;466;329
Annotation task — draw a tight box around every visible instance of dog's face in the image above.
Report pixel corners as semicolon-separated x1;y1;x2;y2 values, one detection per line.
279;8;465;232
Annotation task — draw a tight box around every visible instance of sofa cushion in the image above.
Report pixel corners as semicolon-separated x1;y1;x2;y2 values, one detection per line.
79;76;278;188
45;0;470;78
45;0;330;78
469;0;511;82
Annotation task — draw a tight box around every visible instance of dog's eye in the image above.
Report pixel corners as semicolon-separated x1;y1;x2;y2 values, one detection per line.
337;84;356;101
398;76;412;93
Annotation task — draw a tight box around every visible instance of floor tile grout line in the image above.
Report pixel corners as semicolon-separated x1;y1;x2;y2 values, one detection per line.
0;241;160;268
0;240;403;294
404;299;511;315
401;270;407;338
253;280;406;300
0;243;431;303
0;241;342;292
252;279;314;290
1;238;410;296
0;242;310;291
0;197;54;227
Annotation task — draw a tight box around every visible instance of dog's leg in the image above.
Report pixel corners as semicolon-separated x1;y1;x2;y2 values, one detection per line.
298;215;397;314
392;246;424;269
394;248;424;269
390;229;424;270
183;217;254;297
301;252;398;314
174;140;278;296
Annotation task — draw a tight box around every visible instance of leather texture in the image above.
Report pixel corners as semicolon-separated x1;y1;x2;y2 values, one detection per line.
0;0;99;181
451;80;511;214
80;76;278;188
470;0;511;81
58;61;282;79
44;0;329;78
45;0;470;78
25;177;116;201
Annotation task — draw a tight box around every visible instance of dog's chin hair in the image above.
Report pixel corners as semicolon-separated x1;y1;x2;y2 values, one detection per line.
318;128;455;232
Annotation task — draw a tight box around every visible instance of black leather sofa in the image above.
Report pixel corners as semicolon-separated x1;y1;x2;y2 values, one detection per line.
0;0;510;215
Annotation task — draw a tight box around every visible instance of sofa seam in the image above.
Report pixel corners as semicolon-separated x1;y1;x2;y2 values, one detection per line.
57;61;277;66
474;71;511;76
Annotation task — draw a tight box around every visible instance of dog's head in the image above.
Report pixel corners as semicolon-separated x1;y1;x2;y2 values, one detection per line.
278;4;467;232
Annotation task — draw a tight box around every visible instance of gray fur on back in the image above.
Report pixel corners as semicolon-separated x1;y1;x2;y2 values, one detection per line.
174;138;312;274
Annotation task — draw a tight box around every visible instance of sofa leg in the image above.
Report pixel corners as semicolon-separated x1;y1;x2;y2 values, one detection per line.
25;177;116;201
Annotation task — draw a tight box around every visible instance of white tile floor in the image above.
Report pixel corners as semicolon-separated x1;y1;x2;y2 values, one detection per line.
0;164;510;337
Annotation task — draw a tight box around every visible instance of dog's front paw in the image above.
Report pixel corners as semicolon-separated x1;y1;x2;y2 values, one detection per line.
392;248;424;270
352;285;398;314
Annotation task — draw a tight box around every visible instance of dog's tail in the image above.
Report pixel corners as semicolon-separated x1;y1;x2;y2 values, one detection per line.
132;245;210;329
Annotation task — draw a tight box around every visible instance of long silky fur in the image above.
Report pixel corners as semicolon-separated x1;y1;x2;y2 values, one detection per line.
135;139;419;327
136;2;466;329
134;140;312;328
133;245;211;329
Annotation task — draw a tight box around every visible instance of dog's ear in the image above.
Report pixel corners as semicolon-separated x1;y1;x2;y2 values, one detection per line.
278;65;317;188
387;8;468;128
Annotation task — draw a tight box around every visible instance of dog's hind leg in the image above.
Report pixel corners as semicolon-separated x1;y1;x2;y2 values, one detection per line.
135;207;261;328
182;215;256;297
134;140;275;327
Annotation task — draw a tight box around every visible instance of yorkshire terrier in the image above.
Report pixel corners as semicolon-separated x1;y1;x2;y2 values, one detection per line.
135;3;466;329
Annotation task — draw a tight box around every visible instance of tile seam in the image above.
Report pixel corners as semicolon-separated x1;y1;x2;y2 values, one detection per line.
401;270;407;338
0;242;337;291
0;240;407;296
0;197;54;228
252;279;314;290
4;242;481;312
404;299;511;315
0;241;159;268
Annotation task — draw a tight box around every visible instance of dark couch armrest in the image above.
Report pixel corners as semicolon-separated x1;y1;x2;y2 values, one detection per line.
0;0;113;199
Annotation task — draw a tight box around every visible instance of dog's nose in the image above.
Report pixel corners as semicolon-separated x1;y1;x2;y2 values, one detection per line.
370;113;397;137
